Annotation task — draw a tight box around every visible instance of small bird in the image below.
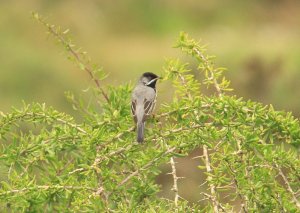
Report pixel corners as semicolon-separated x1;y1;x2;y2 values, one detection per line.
131;72;160;143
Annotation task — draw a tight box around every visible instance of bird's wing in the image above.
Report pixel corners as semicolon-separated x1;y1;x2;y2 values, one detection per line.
131;99;137;123
144;99;156;116
131;99;155;122
131;86;157;122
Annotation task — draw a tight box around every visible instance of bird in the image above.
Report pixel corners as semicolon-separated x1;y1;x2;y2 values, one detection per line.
131;72;160;143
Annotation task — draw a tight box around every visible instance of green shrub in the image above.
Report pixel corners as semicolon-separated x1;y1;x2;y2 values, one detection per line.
0;13;299;212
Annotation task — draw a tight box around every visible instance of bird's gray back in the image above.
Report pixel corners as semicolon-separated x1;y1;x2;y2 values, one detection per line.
132;85;156;103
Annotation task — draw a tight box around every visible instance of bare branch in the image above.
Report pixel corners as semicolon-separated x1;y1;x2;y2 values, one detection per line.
170;157;179;206
275;163;300;209
33;13;109;103
203;145;220;213
193;47;223;96
200;192;226;212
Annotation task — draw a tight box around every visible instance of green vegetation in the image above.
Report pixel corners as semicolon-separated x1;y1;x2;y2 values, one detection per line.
0;13;299;212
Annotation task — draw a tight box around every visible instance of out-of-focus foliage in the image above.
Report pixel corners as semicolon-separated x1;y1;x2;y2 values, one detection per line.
1;0;300;117
0;15;299;212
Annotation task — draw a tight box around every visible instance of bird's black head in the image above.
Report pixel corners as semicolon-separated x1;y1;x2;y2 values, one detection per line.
142;72;158;80
141;72;160;89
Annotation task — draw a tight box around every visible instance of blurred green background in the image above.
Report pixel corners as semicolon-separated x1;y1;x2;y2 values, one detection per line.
1;0;300;203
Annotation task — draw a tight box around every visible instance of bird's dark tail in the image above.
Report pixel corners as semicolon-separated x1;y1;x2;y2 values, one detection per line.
137;122;144;143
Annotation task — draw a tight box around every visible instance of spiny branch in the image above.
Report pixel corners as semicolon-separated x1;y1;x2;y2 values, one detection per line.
203;145;220;213
0;110;87;135
193;43;223;212
224;160;248;213
104;147;177;198
0;185;95;197
275;163;300;209
33;12;109;103
193;47;223;96
170;156;180;206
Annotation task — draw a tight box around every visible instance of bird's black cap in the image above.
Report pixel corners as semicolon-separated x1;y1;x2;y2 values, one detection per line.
142;72;160;89
142;72;159;80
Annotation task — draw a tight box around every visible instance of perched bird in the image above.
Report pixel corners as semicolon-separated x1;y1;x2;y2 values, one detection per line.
131;72;160;143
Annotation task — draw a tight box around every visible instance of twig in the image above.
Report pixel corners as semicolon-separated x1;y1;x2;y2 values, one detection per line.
178;72;193;100
170;157;179;206
106;147;177;198
224;160;248;213
236;139;249;212
156;104;211;119
193;47;223;96
194;44;226;212
203;145;220;213
85;123;206;175
26;112;87;134
274;163;300;209
1;110;87;136
192;155;205;160
68;167;85;175
117;147;176;187
200;192;226;212
96;126;135;150
252;148;299;210
33;13;109;103
92;144;135;169
0;185;95;197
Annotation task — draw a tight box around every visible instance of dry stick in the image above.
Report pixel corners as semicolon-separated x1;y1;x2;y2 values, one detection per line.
170;156;179;207
164;113;193;206
203;146;220;213
200;192;226;211
275;163;300;209
194;46;222;213
35;15;109;103
164;65;205;207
